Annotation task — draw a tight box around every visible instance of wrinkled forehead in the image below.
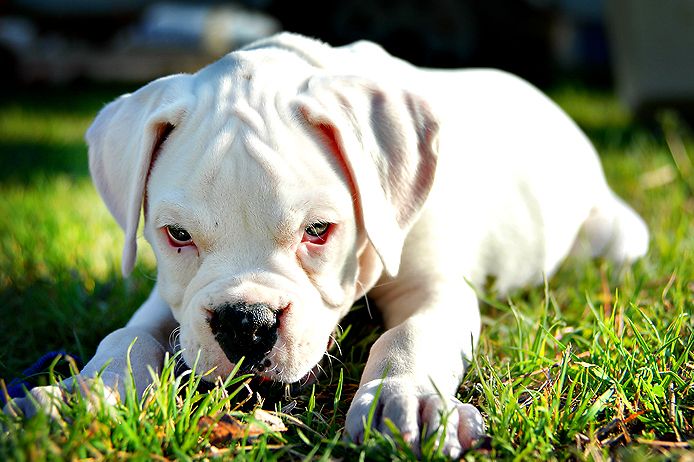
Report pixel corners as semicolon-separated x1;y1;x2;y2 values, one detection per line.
148;71;351;220
189;60;342;180
194;118;345;206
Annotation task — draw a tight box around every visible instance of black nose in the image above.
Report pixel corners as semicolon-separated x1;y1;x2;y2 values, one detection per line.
208;302;279;370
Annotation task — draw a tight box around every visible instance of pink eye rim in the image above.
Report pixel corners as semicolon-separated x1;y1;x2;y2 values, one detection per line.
163;225;194;248
302;221;333;245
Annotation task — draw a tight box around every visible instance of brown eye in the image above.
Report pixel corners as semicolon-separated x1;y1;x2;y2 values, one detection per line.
165;225;193;247
305;221;330;238
302;221;333;245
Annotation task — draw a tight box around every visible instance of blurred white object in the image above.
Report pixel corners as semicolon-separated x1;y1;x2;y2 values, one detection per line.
135;3;281;54
607;0;694;113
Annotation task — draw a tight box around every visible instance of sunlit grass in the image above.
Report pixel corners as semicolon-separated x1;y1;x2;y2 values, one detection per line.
0;106;92;145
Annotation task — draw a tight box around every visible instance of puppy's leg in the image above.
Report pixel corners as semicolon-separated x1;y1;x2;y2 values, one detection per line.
345;283;484;457
80;283;178;396
4;284;176;418
577;190;649;263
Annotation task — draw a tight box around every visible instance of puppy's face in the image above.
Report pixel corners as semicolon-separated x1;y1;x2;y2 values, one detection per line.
144;102;363;383
86;50;438;385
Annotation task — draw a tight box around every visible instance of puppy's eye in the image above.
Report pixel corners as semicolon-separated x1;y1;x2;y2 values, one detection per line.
303;221;332;244
165;225;194;247
305;221;330;237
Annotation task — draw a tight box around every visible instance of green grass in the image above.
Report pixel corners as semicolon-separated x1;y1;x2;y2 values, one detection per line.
0;83;692;460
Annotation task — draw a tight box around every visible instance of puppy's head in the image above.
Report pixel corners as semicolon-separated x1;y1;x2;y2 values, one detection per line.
86;49;438;383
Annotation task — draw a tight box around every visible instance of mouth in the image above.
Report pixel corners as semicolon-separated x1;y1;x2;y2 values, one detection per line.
173;330;338;388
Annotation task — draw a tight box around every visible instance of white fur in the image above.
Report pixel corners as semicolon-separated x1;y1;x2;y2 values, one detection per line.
6;33;648;457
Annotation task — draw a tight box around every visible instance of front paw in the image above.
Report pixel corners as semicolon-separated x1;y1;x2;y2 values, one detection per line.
3;373;121;420
3;385;66;420
345;379;485;458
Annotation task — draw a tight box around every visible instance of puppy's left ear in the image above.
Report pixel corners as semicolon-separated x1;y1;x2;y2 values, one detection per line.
295;76;439;276
86;74;193;276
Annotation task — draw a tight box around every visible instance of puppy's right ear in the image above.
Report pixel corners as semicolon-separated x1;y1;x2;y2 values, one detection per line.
294;76;439;277
86;74;193;277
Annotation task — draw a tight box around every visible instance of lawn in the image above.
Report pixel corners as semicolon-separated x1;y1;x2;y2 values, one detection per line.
0;82;692;461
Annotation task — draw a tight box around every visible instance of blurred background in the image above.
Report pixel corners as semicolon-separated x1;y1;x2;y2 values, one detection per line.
1;0;694;118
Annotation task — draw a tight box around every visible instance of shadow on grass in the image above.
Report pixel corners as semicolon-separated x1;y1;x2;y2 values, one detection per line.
0;82;141;185
0;268;155;382
0;141;89;183
0;82;137;117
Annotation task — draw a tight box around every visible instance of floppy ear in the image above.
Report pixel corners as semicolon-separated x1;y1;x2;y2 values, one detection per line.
295;76;439;276
86;74;193;277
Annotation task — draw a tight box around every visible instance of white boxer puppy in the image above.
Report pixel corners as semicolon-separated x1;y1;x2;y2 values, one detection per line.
8;33;648;456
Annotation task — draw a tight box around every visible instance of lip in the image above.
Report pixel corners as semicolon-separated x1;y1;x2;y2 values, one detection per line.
298;362;322;387
293;334;337;388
